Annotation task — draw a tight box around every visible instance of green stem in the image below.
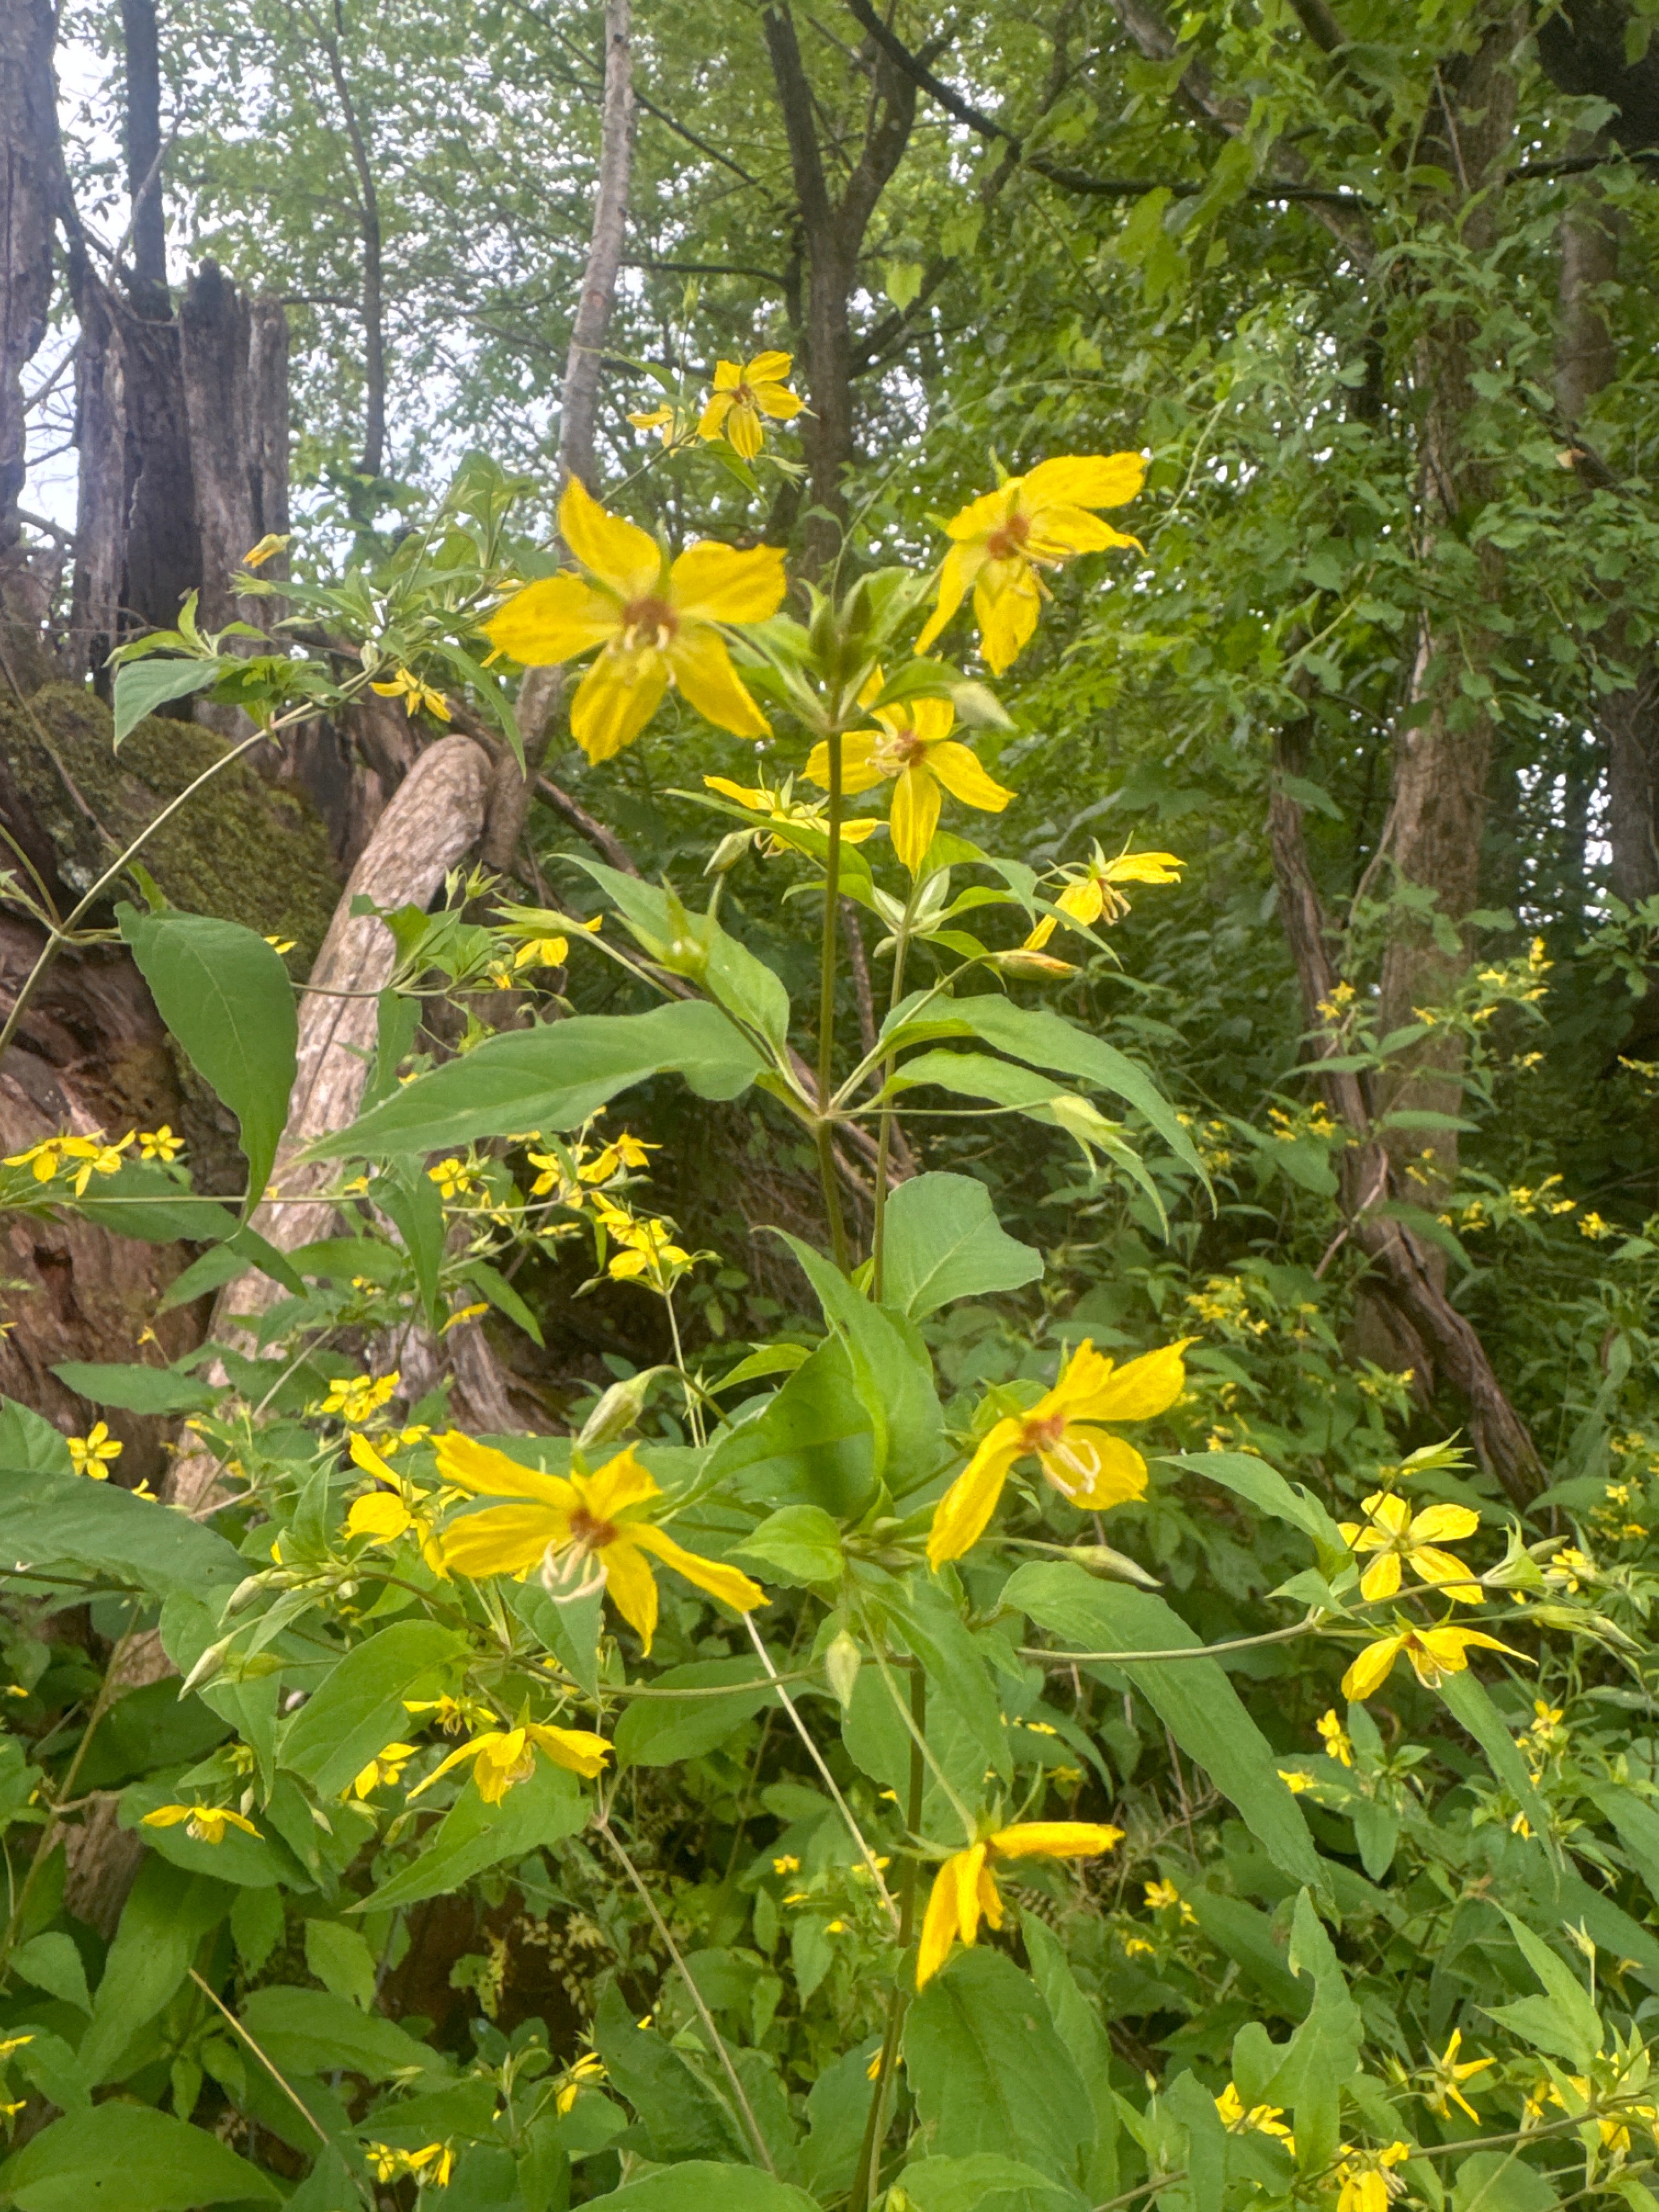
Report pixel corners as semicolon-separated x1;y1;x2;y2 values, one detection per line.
816;728;850;1273
868;915;913;1300
850;1663;927;2212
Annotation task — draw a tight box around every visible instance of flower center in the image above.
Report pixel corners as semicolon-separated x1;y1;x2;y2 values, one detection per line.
984;511;1031;561
872;724;927;775
1021;1413;1066;1454
619;595;678;650
568;1507;619;1553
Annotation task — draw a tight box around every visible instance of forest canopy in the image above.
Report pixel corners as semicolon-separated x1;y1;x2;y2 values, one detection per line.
3;3;1659;2211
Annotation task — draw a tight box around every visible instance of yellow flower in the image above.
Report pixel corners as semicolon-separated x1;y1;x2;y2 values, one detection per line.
1215;2084;1292;2141
482;478;786;763
371;666;452;722
772;1854;800;1875
320;1370;399;1425
404;1692;494;1736
352;1742;419;1799
628;403;677;443
1341;1620;1526;1703
579;1131;659;1183
1142;1877;1194;1920
915;454;1145;674
1278;1768;1314;1792
555;2053;605;2114
1025;849;1184;947
142;1803;260;1844
428;1158;478;1200
1317;1709;1355;1766
435;1435;767;1654
346;1436;446;1572
804;678;1013;874
137;1125;183;1161
606;1215;693;1289
409;1721;611;1805
928;1339;1188;1567
1422;2028;1493;2122
1334;2143;1410;2212
916;1821;1122;1987
67;1422;122;1479
702;774;880;854
1580;1211;1615;1239
513;936;569;972
242;532;291;568
697;351;804;459
1339;1491;1482;1604
1122;1934;1156;1959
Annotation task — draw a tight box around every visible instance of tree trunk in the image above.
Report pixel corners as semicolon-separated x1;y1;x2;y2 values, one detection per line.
119;0;167;308
1371;9;1525;1193
764;3;917;573
0;0;62;610
179;261;290;629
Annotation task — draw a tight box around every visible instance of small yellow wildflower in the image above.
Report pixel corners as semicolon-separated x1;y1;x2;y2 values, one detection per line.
628;403;677;443
242;533;291;568
773;1855;800;1875
1421;2028;1493;2121
1317;1709;1355;1765
1579;1211;1615;1239
67;1421;123;1479
697;352;804;459
555;2053;605;2114
409;1723;611;1806
1334;2142;1410;2212
1339;1490;1482;1604
804;673;1013;874
917;1821;1122;1988
1215;2084;1293;2141
142;1803;260;1844
371;667;452;722
1025;847;1184;948
428;1158;478;1200
1342;1620;1526;1703
915;454;1145;673
351;1742;419;1798
137;1125;183;1161
1278;1769;1314;1793
320;1371;399;1425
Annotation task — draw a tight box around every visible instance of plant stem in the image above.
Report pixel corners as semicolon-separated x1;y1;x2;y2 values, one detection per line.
868;907;913;1300
849;1662;927;2212
816;727;850;1272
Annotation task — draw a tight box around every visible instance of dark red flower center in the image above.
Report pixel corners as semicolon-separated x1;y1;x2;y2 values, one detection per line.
985;512;1031;561
569;1508;619;1549
620;595;678;645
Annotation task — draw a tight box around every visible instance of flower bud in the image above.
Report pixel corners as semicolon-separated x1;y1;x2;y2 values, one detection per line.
991;949;1077;982
825;1629;862;1709
705;829;755;877
1065;1542;1161;1589
179;1635;234;1696
578;1367;670;1448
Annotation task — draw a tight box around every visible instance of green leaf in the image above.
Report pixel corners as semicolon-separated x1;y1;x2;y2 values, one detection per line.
0;2102;278;2212
895;2156;1076;2212
459;1256;545;1345
1486;1909;1602;2070
117;906;297;1210
111;657;226;745
0;1465;245;1599
50;1361;218;1417
9;1933;91;2014
705;1340;884;1519
1020;1917;1118;2197
780;1234;945;1496
589;2164;819;2212
612;1658;775;1768
884;993;1206;1182
1164;1452;1348;1565
1002;1563;1326;1894
903;1949;1093;2182
80;1859;234;2083
592;1983;748;2167
312;999;765;1158
1437;1673;1550;1842
279;1621;469;1800
1449;2152;1558;2211
358;1756;588;1912
119;1780;291;1889
239;1985;441;2081
304;1918;379;2010
0;1398;72;1474
731;1504;844;1587
571;859;791;1052
1264;1892;1363;2171
879;1172;1043;1320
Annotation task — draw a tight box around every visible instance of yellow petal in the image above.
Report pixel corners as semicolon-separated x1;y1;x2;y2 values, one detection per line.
712;359;743;392
526;1722;612;1778
1364;1492;1412;1536
1073;1341;1189;1424
944;483;1018;543
977;1859;1004;1931
598;1535;659;1652
347;1493;414;1542
973;568;1040;675
141;1805;193;1829
806;730;885;794
577;1447;662;1524
1410;1503;1480;1544
349;1432;400;1485
1359;1554;1402;1602
484;574;616;667
1025;506;1142;561
725;402;764;459
755;383;804;421
630;1523;767;1615
913;541;978;657
925;740;1014;813
1019;453;1146;513
1038;1427;1147;1510
441;1503;562;1579
697;391;735;439
927;1420;1024;1567
1101;853;1183;885
571;646;669;761
917;1855;967;1987
669;540;788;625
1341;1634;1404;1702
953;1842;991;1946
744;350;794;385
559;476;660;599
667;625;770;739
910;696;959;743
890;761;941;873
435;1433;578;1510
990;1820;1124;1859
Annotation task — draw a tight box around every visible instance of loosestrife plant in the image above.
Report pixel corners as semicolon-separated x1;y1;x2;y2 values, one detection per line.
2;431;1655;2212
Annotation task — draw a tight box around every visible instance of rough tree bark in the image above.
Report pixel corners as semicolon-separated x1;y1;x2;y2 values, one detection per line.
0;0;64;686
763;4;917;572
118;0;167;309
180;262;290;630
